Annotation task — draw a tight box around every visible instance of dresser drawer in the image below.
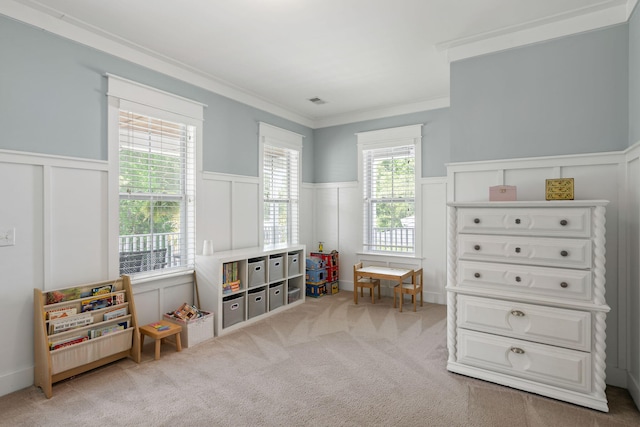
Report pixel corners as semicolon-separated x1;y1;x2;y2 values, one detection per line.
458;234;592;269
457;207;591;238
456;329;591;393
457;295;591;351
457;261;592;301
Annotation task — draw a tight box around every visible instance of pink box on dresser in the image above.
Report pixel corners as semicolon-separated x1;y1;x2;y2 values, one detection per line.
489;185;517;201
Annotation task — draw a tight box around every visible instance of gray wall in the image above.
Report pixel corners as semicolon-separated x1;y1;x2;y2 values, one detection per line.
630;4;640;146
313;108;450;182
450;24;629;162
0;16;315;182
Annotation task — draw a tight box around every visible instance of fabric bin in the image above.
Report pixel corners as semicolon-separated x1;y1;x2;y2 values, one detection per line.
163;311;213;347
222;293;245;329
269;256;284;282
247;288;267;319
287;287;301;304
269;282;284;311
248;259;266;287
288;253;300;276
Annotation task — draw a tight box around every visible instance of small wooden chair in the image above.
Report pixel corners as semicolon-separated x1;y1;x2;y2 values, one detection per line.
394;268;423;312
353;262;381;304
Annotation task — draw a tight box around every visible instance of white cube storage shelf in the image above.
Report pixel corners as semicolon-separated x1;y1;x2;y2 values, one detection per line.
196;245;305;336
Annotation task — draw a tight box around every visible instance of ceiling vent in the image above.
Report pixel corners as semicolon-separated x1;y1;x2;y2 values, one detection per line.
308;97;327;105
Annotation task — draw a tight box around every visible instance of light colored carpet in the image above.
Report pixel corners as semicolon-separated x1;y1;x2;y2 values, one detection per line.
2;291;639;426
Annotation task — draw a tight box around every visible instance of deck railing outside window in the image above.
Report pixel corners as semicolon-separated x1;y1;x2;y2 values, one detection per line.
118;232;181;274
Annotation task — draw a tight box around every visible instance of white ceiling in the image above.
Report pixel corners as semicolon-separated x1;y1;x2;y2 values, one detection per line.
4;0;637;128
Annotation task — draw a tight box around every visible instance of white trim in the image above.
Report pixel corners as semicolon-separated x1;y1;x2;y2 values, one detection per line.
258;122;304;151
258;123;303;247
1;1;314;128
628;0;639;19
0;148;107;170
202;171;260;184
446;149;625;172
314;97;450;129
108;73;206;121
437;0;630;62
357;124;423;256
356;124;423;146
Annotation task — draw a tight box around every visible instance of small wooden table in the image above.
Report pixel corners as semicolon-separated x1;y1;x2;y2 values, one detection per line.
139;321;182;360
355;266;414;311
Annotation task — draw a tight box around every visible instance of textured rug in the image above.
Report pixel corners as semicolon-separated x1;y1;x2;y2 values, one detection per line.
2;291;639;426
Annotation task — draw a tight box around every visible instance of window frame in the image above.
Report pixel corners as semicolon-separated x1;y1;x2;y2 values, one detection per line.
107;74;204;279
357;124;422;256
258;122;303;248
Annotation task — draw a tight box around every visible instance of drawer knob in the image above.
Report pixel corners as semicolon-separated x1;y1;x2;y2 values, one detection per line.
510;347;525;354
560;250;569;257
474;218;480;224
560;219;568;226
515;247;521;253
515;218;521;224
515;276;521;282
510;310;525;317
474;245;481;251
474;273;481;278
560;282;568;288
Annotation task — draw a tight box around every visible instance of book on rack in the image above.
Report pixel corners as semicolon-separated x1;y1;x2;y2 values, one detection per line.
88;320;129;339
91;284;115;296
103;306;128;321
47;307;78;320
49;335;89;350
48;312;94;334
80;293;124;312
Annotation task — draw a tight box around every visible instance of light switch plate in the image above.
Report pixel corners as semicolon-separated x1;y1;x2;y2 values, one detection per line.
0;228;15;246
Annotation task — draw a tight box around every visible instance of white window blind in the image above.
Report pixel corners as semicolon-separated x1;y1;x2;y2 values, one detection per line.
362;144;415;253
118;110;195;275
263;143;299;245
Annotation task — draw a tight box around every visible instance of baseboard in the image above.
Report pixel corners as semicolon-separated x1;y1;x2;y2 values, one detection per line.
606;366;628;388
627;372;640;411
0;366;33;397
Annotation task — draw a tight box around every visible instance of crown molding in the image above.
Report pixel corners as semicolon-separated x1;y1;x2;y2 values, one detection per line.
437;0;632;63
1;1;316;128
313;97;450;129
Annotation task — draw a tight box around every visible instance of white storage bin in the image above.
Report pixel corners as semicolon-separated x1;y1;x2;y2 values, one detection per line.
163;311;214;348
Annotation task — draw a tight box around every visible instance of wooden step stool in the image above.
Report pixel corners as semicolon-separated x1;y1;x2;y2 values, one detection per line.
139;321;182;360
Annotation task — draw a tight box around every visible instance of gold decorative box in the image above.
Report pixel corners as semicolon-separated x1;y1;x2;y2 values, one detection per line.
545;178;574;200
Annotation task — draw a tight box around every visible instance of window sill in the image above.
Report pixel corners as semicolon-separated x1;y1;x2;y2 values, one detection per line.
128;267;194;285
356;251;423;261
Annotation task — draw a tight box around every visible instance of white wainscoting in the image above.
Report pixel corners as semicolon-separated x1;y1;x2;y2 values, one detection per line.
199;172;261;252
446;149;631;388
0;149;197;397
304;178;449;304
624;143;640;408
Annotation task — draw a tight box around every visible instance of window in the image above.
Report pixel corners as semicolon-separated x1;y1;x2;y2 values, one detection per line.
108;75;203;277
259;123;302;246
358;125;422;254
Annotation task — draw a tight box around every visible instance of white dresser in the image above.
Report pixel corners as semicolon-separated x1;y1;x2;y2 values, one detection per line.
446;200;610;412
